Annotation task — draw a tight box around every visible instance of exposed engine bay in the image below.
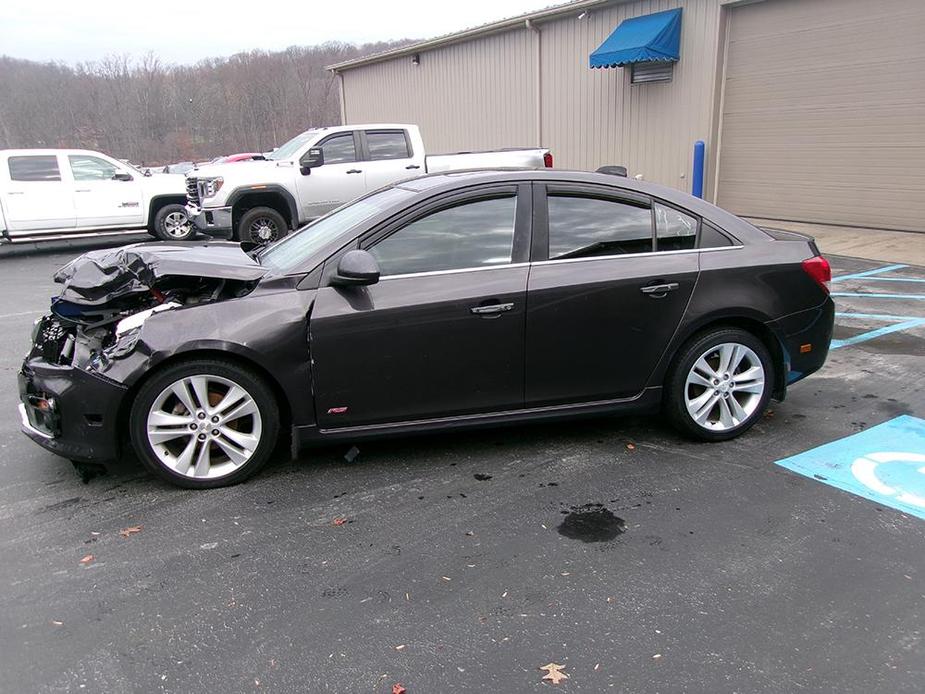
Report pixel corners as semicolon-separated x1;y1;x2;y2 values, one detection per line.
31;242;266;369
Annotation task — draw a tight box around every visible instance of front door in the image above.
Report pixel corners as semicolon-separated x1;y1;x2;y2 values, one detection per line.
296;131;367;220
1;154;75;232
67;154;144;228
309;186;531;429
525;185;699;406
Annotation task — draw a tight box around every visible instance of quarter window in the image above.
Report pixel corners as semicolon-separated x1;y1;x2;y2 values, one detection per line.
654;203;697;251
547;194;652;259
370;196;517;276
68;155;120;181
319;134;356;164
699;221;735;249
8;155;61;182
366;131;410;160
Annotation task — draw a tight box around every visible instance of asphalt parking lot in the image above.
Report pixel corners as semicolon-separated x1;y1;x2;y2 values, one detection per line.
0;241;923;693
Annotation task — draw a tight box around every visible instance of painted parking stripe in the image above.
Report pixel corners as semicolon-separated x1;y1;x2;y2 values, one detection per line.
831;264;908;282
835;311;921;321
831;292;925;301
841;277;925;283
831;318;925;349
776;415;925;520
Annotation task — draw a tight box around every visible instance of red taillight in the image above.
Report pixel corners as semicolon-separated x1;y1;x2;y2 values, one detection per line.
543;151;553;168
802;256;831;293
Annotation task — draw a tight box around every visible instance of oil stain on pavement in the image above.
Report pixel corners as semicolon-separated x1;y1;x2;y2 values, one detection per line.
558;503;626;542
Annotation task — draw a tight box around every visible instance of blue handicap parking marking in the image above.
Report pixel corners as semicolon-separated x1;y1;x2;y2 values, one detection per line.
775;415;925;520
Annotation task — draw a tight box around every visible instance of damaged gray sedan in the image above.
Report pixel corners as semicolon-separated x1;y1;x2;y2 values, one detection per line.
18;170;833;488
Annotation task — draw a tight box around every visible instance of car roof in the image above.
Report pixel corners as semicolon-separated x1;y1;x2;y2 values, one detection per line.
393;169;768;243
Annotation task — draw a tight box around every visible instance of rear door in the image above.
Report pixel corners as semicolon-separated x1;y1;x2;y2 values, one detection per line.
1;154;75;232
67;153;144;228
359;129;424;190
524;184;699;406
296;131;367;220
309;183;531;428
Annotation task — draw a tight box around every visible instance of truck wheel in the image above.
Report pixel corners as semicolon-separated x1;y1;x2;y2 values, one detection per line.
129;358;280;488
237;207;288;244
153;204;195;241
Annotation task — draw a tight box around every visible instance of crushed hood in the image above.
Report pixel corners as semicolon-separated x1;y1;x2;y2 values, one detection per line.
54;241;267;305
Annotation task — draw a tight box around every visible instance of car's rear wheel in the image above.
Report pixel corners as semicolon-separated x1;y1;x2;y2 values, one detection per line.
236;206;288;244
129;359;279;488
153;204;194;241
664;328;773;441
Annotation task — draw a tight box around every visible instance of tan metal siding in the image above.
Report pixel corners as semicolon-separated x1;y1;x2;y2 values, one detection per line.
341;30;537;152
340;0;725;193
717;0;925;231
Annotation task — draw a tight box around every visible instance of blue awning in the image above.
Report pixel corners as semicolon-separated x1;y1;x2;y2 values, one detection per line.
589;8;683;69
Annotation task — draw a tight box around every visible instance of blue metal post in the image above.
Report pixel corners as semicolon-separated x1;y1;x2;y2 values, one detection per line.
691;140;705;199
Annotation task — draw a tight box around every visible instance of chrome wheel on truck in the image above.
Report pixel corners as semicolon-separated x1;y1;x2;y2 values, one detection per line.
130;360;279;488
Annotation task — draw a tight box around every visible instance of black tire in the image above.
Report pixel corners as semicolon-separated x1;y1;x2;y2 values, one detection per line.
129;359;280;489
235;206;288;244
663;327;774;442
153;203;195;241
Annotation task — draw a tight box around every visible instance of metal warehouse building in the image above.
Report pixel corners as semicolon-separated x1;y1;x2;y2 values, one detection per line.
329;0;925;232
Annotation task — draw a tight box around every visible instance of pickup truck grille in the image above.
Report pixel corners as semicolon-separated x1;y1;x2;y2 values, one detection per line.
186;177;200;206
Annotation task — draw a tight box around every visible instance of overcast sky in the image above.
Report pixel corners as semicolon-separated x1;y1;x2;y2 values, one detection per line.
1;0;554;65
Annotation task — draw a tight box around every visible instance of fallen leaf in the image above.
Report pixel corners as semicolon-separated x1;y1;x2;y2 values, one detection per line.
539;663;568;685
392;685;406;694
332;517;347;526
119;525;143;538
79;554;94;565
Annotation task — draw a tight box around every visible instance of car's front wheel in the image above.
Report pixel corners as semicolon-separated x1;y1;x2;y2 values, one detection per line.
236;206;288;244
153;204;195;241
664;328;773;441
129;359;280;488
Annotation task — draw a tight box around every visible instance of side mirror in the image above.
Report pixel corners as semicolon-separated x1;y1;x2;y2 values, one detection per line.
299;147;324;175
112;172;133;181
331;250;380;287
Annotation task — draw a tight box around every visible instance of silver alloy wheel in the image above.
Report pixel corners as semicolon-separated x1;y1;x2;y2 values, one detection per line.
248;217;280;243
684;342;765;432
163;211;192;238
146;374;263;480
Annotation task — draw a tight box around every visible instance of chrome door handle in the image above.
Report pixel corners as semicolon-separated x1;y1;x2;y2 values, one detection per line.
346;169;362;174
470;302;514;315
640;282;679;295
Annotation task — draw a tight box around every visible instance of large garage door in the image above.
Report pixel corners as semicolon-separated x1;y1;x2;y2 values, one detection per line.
716;0;925;232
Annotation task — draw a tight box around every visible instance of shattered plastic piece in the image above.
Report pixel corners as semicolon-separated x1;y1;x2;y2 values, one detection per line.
332;517;347;526
344;445;360;463
53;242;265;305
79;554;94;565
119;526;143;538
392;685;406;694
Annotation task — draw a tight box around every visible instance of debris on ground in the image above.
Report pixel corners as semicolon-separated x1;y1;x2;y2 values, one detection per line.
70;460;107;484
558;504;625;543
539;663;568;684
392;684;406;694
344;446;360;463
119;525;143;538
79;554;94;565
473;473;492;481
625;442;636;450
332;517;348;526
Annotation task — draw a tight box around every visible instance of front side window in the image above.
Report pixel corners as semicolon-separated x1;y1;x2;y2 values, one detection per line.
8;155;61;182
654;202;697;251
68;155;120;181
547;194;652;259
370;196;517;276
366;131;410;160
320;134;356;165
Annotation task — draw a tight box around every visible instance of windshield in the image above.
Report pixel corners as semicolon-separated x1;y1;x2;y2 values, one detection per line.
258;187;415;274
266;130;317;161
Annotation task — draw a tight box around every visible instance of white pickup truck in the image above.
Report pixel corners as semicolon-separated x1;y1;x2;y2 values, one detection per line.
186;123;552;243
0;149;190;244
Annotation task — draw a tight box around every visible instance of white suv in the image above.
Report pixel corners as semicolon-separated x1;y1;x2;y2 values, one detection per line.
0;149;191;244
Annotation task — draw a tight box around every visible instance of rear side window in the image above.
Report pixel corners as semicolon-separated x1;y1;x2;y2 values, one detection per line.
370;196;516;276
8;155;61;182
319;133;356;164
547;194;652;259
654;203;697;251
699;222;735;249
366;131;410;160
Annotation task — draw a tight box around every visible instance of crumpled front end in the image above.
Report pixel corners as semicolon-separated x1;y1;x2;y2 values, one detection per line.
20;241;265;464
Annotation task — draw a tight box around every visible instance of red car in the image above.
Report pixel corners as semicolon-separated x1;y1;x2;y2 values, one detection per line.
214;153;264;163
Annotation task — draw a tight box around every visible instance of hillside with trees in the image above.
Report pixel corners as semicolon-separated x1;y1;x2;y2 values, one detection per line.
0;41;409;165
